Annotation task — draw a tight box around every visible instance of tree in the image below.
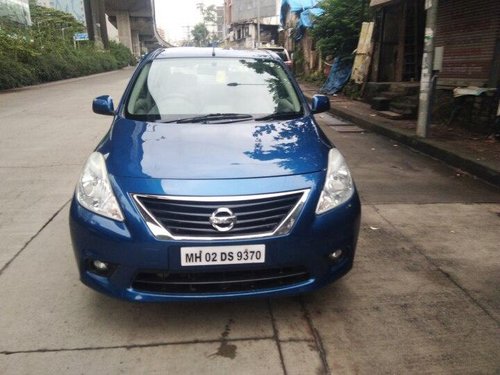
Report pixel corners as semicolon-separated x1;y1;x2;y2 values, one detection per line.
0;1;134;90
191;3;218;47
29;0;85;45
312;0;370;57
196;3;217;25
191;23;209;47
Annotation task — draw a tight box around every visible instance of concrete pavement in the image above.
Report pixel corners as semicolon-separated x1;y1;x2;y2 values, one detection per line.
0;69;132;272
301;83;500;187
1;69;499;374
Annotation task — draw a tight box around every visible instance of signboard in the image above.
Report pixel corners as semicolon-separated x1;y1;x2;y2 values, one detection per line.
73;33;89;41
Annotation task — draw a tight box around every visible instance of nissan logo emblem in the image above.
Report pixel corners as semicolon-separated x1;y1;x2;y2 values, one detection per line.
209;207;237;232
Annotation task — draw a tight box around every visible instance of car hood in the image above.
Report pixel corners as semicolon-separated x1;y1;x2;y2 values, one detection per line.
105;117;328;179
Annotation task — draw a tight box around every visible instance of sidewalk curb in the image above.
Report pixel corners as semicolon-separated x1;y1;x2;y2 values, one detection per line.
303;92;500;188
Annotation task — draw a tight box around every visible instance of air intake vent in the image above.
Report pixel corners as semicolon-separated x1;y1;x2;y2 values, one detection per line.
132;267;310;294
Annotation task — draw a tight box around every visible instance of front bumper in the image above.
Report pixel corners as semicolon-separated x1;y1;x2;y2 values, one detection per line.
69;174;361;302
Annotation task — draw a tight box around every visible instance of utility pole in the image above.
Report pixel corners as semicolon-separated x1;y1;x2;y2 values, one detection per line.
182;25;192;46
223;1;227;41
416;0;439;138
257;0;261;47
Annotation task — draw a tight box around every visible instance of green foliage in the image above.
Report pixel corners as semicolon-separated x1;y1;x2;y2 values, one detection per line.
109;41;136;67
0;1;135;90
293;48;305;76
191;22;209;47
0;58;37;89
190;3;218;46
343;81;363;99
29;0;85;44
0;25;36;62
312;0;370;57
303;71;326;85
196;3;217;25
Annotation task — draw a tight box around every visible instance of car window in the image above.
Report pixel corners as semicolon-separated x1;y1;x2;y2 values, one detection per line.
125;57;301;121
276;51;289;61
259;48;289;62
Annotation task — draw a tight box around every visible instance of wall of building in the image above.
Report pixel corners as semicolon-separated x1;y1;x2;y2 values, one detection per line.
433;88;498;134
225;0;281;48
280;9;323;76
0;0;31;25
106;15;119;42
435;0;499;87
369;0;425;83
227;22;278;48
216;5;224;40
231;0;279;23
37;0;85;24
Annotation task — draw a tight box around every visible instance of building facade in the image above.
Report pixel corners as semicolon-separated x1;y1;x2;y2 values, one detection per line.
0;0;31;25
216;5;224;41
367;0;500;132
37;0;85;24
224;0;281;48
369;0;500;88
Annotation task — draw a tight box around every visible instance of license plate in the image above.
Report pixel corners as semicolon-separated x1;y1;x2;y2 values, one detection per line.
180;245;265;266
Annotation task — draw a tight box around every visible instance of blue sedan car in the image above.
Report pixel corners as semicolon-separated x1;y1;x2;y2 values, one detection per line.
69;47;361;302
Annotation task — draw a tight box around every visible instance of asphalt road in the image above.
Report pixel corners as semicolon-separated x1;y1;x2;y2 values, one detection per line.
1;69;499;374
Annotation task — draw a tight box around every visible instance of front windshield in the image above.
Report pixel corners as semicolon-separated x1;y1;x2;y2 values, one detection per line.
125;57;302;122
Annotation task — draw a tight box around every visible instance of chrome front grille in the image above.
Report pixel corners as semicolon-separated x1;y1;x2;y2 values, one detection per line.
133;190;309;240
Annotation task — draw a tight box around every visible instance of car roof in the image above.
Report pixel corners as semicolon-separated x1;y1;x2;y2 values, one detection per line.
258;46;286;51
151;47;278;61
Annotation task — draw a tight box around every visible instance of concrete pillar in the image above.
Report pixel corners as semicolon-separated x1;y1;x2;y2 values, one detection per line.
84;0;94;41
84;0;105;48
131;30;141;57
97;0;109;49
116;11;133;52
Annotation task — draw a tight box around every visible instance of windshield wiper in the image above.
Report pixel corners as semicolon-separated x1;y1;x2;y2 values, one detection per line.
158;113;253;124
255;111;303;121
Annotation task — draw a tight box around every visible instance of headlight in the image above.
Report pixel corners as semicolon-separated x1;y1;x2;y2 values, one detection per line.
76;152;124;221
316;148;354;214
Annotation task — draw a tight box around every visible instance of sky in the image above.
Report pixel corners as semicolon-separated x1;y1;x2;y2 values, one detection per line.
154;0;223;43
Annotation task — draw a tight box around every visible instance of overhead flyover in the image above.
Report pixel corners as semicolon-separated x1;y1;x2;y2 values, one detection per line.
84;0;169;57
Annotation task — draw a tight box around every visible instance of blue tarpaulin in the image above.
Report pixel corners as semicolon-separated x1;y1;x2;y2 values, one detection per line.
281;0;323;31
299;8;324;27
281;0;321;13
319;56;354;95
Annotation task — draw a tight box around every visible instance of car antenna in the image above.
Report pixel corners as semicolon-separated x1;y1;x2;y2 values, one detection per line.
212;42;216;57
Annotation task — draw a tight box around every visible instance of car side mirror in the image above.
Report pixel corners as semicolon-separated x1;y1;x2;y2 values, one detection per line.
311;95;330;114
93;95;115;116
